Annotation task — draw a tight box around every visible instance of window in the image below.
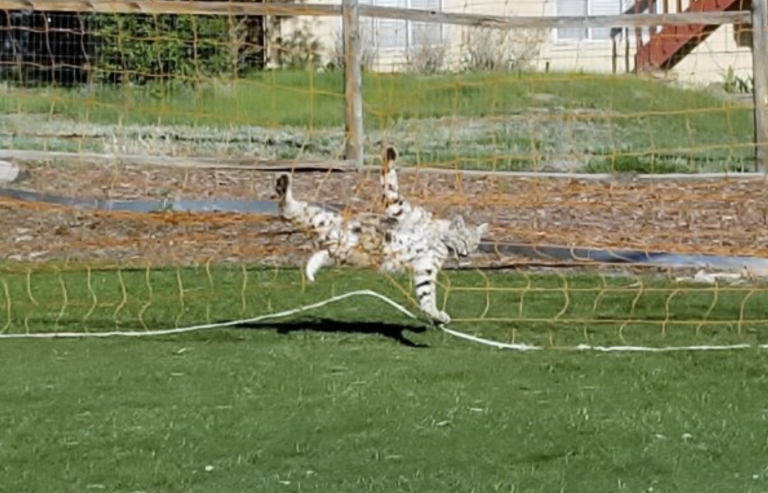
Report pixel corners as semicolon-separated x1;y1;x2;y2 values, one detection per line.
590;0;620;39
556;0;643;41
409;0;441;48
360;0;442;50
556;0;587;41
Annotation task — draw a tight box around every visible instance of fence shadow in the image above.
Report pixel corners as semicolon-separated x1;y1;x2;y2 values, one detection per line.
232;318;429;348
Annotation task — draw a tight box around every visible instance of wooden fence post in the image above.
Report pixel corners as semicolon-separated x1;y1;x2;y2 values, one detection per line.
343;0;364;168
752;0;768;172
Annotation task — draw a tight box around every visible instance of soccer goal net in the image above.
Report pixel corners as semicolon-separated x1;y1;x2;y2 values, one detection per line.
1;0;766;350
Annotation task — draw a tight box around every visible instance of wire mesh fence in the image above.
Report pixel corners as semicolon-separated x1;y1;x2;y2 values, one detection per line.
1;0;767;348
3;258;768;349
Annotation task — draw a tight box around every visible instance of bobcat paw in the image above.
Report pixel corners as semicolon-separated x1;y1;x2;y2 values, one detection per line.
429;311;451;326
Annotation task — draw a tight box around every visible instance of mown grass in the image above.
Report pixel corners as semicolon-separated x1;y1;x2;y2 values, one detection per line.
0;71;755;171
2;264;768;492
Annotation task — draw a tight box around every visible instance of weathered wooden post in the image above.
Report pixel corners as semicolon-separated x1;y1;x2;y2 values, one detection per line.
752;0;768;171
343;0;364;168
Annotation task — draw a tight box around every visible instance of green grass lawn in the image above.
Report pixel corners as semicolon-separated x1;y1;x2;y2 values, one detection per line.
0;71;755;171
2;264;768;492
3;335;768;492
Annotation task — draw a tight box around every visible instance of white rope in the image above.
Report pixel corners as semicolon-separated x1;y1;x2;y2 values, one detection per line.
1;289;767;353
0;290;417;339
438;328;768;352
571;343;767;352
438;325;541;351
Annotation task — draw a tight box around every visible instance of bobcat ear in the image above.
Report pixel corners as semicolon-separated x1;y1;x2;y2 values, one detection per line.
476;223;489;238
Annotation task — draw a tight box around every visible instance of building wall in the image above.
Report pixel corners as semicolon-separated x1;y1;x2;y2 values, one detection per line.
274;0;546;70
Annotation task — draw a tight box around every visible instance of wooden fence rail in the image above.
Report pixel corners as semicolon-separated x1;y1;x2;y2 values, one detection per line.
0;0;750;28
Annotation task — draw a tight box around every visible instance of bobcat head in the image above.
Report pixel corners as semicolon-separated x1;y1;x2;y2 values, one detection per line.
440;215;488;258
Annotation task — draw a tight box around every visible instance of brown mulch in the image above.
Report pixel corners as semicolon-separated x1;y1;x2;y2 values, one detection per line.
3;161;768;266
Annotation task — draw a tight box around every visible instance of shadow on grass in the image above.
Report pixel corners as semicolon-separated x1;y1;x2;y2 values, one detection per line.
233;317;430;348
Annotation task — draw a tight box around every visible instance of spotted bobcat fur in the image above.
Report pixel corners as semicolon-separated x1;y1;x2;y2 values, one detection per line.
276;146;487;325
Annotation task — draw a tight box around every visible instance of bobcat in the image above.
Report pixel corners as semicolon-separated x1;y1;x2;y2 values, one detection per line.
275;146;487;325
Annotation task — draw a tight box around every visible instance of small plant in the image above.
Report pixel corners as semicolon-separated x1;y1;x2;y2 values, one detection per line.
584;154;691;174
327;31;378;71
406;43;446;74
272;22;323;69
722;66;753;94
461;27;543;72
150;200;175;213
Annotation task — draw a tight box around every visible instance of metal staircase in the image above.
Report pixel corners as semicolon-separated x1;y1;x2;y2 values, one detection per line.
634;0;747;71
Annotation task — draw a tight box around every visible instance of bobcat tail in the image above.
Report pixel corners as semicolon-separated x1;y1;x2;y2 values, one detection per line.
275;174;297;221
380;144;401;209
381;144;398;175
275;174;292;200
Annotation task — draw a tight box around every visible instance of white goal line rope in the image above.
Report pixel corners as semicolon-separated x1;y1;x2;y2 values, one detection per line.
0;290;766;353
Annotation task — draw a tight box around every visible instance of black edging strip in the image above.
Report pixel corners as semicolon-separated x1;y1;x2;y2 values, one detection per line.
2;186;767;271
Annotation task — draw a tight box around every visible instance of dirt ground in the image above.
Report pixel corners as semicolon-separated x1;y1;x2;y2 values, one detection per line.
2;161;768;267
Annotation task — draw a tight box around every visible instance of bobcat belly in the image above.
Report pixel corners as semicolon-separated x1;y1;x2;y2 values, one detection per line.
330;217;388;268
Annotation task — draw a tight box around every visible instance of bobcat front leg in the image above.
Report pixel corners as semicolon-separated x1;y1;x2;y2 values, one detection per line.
305;250;332;283
413;260;450;325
